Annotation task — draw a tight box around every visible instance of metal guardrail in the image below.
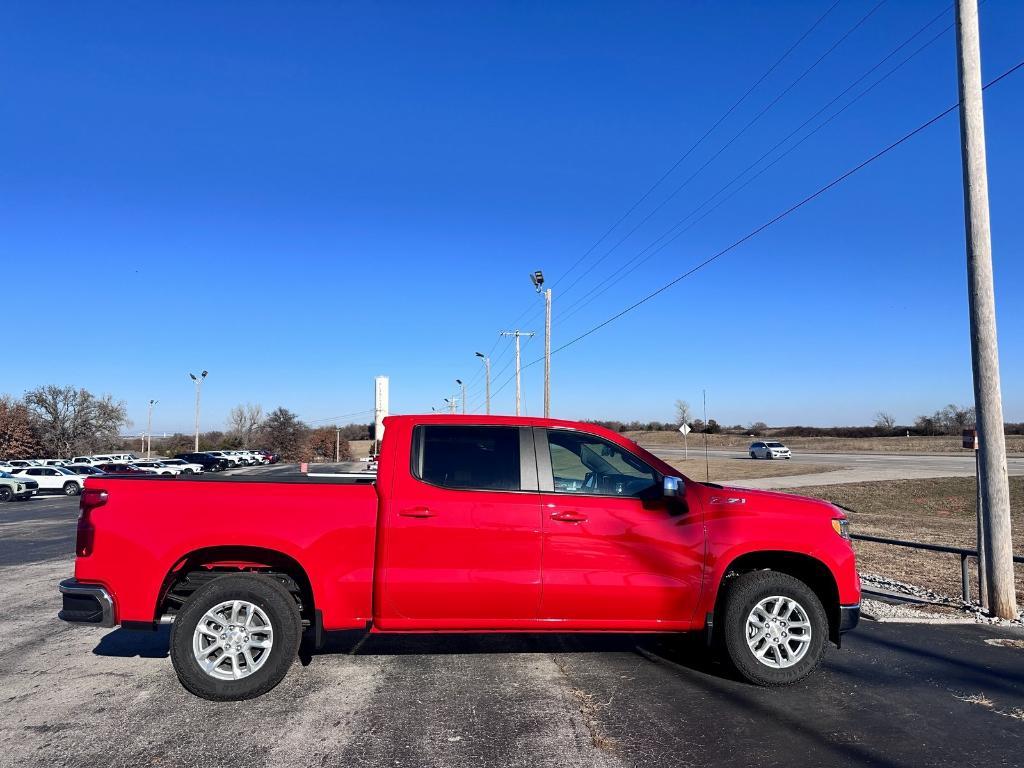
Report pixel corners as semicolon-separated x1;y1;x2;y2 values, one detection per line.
851;532;1024;603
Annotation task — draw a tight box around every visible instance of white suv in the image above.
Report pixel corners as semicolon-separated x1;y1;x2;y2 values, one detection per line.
749;441;792;460
13;466;85;495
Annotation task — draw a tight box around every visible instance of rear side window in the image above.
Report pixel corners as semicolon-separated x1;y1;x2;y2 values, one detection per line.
412;425;521;491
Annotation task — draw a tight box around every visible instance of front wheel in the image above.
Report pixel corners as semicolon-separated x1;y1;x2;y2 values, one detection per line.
719;571;828;687
0;487;13;502
170;573;301;701
63;482;81;496
749;452;756;460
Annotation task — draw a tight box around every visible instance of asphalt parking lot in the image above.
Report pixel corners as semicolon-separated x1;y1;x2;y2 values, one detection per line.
2;489;1023;767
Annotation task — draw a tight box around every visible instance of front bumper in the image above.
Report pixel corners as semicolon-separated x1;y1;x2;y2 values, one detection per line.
839;603;860;633
58;578;115;627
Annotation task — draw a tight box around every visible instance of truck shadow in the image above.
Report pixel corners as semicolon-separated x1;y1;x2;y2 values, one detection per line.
91;626;735;683
92;626;171;658
304;628;732;673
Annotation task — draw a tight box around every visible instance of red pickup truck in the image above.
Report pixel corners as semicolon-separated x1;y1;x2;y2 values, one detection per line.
59;415;860;700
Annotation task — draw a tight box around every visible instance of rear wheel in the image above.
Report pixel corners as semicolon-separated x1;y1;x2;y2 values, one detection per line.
170;573;301;701
63;482;81;496
720;571;827;687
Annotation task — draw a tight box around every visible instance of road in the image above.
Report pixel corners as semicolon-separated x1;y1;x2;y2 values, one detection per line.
2;491;1022;767
647;447;1024;488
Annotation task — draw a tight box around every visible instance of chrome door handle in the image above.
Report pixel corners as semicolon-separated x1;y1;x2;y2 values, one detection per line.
399;507;434;518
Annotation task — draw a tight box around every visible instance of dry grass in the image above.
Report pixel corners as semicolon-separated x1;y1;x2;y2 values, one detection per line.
783;476;1024;598
663;457;835;483
630;431;1024;456
349;440;373;459
955;693;995;708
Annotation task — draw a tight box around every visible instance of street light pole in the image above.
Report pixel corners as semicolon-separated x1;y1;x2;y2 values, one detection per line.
146;399;158;458
189;370;208;452
475;352;490;415
531;270;551;418
456;379;466;414
500;330;535;416
955;0;1016;619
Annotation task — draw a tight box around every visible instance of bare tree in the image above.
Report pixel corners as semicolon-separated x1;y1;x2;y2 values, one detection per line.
748;421;769;436
23;385;130;457
227;403;265;448
874;411;896;431
674;399;691;426
0;396;42;458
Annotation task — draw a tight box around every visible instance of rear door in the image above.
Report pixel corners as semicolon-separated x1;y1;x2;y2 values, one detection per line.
378;424;543;628
536;428;705;628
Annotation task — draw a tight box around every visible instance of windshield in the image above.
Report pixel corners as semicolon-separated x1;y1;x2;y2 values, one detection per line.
765;442;785;448
0;471;14;478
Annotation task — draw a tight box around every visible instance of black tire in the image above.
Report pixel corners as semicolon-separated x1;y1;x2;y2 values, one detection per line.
0;487;13;502
719;571;828;687
182;468;194;476
749;452;756;460
63;482;81;496
170;573;302;701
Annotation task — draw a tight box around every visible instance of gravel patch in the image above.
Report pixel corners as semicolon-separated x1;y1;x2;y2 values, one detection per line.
860;572;1024;626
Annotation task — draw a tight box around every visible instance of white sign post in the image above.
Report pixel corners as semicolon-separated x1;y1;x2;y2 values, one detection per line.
678;423;692;459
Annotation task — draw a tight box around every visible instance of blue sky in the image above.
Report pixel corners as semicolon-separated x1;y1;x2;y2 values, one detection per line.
2;1;1022;432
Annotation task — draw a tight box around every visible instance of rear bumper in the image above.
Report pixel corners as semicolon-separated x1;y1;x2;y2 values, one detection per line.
839;603;860;633
58;578;115;627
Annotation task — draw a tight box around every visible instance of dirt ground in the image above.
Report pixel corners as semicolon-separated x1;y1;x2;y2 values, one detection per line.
629;431;1024;455
663;457;834;483
783;476;1024;599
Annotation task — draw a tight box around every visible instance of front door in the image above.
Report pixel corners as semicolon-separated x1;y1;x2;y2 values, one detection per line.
379;424;543;628
537;428;705;628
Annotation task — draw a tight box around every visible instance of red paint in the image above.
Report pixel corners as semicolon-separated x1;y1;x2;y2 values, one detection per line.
70;415;859;634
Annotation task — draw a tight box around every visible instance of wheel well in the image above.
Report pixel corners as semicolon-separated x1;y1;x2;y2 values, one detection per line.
718;551;841;644
156;546;315;626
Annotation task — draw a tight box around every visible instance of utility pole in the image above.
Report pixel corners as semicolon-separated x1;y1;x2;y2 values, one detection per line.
531;270;552;417
335;426;341;463
475;352;491;414
146;399;157;458
501;330;534;416
456;379;466;414
955;0;1016;619
189;370;208;452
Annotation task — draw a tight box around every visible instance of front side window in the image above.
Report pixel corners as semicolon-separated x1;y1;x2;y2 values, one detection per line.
547;430;658;497
413;425;521;491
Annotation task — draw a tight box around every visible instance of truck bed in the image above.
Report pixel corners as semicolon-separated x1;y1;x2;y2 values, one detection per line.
75;475;380;629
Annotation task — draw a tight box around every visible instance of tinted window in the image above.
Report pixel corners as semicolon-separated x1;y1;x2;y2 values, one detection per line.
546;430;658;497
413;425;520;491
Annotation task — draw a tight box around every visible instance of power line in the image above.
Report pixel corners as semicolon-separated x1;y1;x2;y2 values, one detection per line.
490;0;847;340
548;0;888;314
550;0;847;294
517;60;1024;369
556;4;955;325
304;409;375;425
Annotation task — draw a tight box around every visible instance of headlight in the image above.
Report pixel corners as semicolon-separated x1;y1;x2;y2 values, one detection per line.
831;518;850;540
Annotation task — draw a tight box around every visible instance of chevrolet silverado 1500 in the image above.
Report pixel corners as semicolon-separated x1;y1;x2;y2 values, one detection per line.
59;415;860;700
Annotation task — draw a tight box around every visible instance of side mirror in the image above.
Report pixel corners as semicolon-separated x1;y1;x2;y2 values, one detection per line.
663;476;682;498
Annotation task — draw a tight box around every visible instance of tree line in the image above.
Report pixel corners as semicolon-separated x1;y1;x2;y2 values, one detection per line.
0;387;374;462
587;399;1024;437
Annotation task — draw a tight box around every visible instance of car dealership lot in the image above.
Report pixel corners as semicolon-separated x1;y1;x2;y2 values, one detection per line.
3;487;1023;767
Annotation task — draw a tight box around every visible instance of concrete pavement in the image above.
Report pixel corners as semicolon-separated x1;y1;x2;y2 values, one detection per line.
648;447;1024;488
